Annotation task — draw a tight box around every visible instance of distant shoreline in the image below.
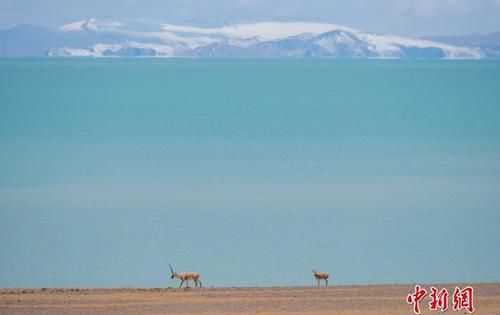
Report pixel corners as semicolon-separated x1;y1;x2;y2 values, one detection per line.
1;282;499;291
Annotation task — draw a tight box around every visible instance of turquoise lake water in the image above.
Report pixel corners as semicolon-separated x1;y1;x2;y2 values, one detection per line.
0;59;499;287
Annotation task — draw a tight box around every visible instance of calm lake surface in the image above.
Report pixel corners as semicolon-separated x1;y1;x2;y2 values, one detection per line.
1;59;499;287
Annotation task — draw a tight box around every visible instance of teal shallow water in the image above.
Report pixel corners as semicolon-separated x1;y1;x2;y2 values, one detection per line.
0;59;499;287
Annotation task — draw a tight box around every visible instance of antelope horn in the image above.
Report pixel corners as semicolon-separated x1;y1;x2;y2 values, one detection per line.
168;263;174;275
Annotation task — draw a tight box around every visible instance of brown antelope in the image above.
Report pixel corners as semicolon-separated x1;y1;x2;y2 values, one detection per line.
312;269;329;287
169;263;202;288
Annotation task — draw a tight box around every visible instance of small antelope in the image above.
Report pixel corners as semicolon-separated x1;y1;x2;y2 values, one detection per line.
312;269;329;287
169;263;202;288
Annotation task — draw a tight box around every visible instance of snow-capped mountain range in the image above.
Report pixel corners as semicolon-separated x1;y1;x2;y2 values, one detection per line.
0;18;496;58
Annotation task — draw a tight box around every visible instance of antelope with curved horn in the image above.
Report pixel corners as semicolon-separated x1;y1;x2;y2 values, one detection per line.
169;263;202;288
312;269;329;287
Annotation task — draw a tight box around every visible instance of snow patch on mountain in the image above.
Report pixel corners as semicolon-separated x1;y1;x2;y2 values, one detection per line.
48;41;175;57
356;33;480;58
59;20;87;32
59;18;124;33
161;22;355;41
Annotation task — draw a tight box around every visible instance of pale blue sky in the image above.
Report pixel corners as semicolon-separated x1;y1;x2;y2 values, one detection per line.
1;0;500;36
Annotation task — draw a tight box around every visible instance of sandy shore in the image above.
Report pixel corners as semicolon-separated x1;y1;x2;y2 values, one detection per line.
1;283;499;314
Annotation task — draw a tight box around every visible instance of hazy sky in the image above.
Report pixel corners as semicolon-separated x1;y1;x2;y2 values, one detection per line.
1;0;500;37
